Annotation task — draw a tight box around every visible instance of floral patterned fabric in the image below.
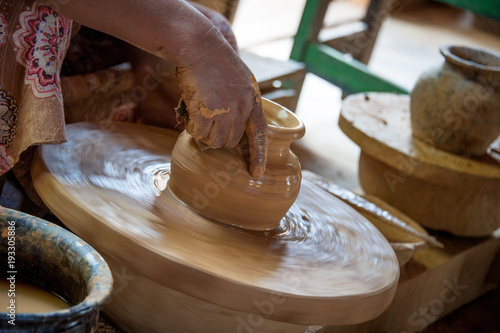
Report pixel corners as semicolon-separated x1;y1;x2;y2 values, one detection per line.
14;4;71;101
0;0;71;176
0;0;238;177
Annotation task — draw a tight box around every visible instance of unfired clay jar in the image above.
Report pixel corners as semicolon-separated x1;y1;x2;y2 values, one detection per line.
168;98;305;230
411;45;500;156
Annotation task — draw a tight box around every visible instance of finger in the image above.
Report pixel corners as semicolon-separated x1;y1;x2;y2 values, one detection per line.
194;138;210;151
224;112;247;148
203;120;226;149
245;100;268;178
185;114;212;141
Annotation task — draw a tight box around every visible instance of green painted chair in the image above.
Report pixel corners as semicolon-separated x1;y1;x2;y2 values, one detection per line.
290;0;500;95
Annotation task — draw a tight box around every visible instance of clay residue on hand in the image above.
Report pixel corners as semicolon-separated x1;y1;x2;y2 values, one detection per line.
189;120;202;139
200;106;230;119
251;74;261;103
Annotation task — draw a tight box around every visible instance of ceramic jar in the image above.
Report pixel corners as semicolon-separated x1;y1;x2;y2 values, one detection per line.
0;208;113;332
168;98;305;230
410;45;500;156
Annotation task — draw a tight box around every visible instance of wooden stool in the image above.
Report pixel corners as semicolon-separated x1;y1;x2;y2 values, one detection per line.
338;92;500;237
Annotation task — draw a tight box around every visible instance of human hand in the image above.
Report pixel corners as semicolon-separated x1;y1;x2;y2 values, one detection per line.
175;41;267;178
53;0;267;176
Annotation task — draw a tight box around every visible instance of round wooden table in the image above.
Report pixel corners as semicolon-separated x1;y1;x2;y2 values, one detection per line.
339;92;500;237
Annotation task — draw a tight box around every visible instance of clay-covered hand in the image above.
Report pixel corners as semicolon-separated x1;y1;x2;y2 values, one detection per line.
52;0;267;177
175;34;267;178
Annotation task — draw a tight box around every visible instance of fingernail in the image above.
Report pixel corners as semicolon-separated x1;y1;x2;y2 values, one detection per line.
252;165;265;178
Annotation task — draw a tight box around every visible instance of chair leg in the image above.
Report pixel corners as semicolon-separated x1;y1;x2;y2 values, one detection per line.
359;0;396;63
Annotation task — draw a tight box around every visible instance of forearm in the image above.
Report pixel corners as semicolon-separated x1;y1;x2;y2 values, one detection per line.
48;0;230;67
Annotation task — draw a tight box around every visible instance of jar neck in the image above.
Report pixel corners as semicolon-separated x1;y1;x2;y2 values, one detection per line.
441;45;500;86
266;136;294;164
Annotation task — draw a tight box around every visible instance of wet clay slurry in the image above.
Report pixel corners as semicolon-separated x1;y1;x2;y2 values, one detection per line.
0;277;69;313
32;121;399;332
0;207;113;332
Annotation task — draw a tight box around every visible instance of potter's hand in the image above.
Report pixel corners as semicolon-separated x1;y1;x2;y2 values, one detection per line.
52;0;267;176
175;41;267;178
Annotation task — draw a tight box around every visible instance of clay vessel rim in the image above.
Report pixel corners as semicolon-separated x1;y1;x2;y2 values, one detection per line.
0;208;113;317
262;98;306;139
440;45;500;72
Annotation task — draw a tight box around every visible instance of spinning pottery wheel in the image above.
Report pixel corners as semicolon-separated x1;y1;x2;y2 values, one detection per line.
32;120;399;332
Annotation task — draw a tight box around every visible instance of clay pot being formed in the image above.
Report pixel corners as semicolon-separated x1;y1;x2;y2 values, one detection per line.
410;45;500;156
168;98;305;230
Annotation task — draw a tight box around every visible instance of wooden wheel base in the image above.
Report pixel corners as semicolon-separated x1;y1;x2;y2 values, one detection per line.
32;121;399;332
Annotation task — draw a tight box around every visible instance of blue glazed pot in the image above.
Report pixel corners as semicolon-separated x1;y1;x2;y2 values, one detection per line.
0;208;113;333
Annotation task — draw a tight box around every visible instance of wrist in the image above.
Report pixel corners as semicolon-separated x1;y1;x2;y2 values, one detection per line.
168;24;230;68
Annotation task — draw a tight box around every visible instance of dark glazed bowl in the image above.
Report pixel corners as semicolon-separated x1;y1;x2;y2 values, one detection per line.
0;208;113;332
